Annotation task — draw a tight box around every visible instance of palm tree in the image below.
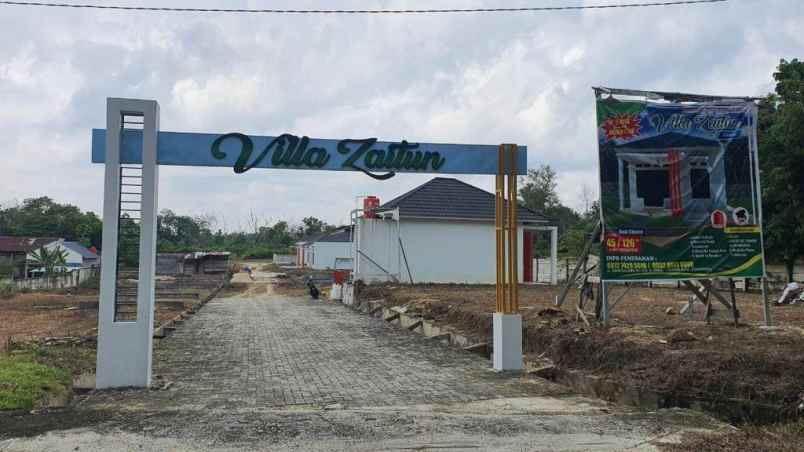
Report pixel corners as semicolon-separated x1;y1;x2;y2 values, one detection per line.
29;245;68;276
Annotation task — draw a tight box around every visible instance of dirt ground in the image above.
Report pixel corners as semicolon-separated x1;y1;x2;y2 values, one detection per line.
351;283;804;423
664;418;804;452
0;290;187;351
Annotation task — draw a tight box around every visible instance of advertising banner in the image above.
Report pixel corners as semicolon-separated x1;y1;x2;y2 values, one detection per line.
596;97;764;280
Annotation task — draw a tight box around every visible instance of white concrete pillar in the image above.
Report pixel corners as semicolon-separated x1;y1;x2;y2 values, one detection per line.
709;146;727;210
629;167;642;211
550;226;558;286
96;98;160;389
679;157;692;213
493;313;523;371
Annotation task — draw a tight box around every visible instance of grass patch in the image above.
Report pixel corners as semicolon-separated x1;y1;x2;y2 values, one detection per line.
0;355;69;410
0;342;96;411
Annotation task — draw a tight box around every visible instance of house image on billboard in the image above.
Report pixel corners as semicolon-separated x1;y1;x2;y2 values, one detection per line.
612;132;733;224
352;177;557;284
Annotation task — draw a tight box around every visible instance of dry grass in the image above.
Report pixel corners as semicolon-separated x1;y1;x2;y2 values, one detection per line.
0;291;191;352
358;283;804;424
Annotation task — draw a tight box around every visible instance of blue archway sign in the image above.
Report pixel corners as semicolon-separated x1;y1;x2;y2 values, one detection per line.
92;97;529;390
92;129;527;178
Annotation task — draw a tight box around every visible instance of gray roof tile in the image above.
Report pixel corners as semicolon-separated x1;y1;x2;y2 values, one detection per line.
378;177;551;224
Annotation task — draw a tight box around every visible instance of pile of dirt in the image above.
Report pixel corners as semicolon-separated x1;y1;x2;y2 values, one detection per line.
527;321;804;417
360;283;804;423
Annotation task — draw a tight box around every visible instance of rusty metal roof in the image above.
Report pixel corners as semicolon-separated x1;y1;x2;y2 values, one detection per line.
0;236;60;253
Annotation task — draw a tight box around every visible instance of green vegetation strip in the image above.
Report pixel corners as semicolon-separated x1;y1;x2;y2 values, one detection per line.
0;355;69;411
0;343;95;411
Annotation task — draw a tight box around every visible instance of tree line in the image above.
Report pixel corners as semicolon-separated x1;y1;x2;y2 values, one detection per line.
0;197;338;261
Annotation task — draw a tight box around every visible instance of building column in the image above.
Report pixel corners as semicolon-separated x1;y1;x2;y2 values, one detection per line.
629;166;641;211
709;146;727;210
96;98;160;389
550;226;559;285
618;157;624;211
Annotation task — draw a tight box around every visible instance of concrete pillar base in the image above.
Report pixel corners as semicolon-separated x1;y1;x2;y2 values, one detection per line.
342;283;354;305
493;313;523;371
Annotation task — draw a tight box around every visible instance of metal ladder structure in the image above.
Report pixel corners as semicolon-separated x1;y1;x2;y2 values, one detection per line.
114;153;144;321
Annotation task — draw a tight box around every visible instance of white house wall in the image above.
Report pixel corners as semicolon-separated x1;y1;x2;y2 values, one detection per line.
30;241;83;267
311;242;352;270
355;218;524;284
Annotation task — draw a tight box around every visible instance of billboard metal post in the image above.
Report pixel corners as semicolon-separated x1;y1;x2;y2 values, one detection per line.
750;103;772;327
600;281;609;326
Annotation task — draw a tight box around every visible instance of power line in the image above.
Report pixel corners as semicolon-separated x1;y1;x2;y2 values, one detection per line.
0;0;728;15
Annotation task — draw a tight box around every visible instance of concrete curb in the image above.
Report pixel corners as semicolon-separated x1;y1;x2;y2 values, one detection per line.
153;278;229;339
343;296;491;359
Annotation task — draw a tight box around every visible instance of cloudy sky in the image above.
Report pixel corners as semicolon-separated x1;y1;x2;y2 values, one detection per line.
1;0;801;231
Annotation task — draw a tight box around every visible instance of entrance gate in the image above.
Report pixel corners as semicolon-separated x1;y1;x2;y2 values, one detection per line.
93;98;528;388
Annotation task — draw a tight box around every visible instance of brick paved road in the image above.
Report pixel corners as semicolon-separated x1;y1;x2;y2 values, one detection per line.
3;279;728;451
152;287;559;410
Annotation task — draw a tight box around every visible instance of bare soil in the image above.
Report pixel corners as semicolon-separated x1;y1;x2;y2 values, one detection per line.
0;291;187;351
664;419;804;452
356;283;804;424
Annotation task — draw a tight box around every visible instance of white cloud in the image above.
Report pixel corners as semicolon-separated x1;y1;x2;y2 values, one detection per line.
0;0;802;225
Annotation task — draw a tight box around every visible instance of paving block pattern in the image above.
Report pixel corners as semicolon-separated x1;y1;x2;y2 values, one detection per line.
152;293;557;409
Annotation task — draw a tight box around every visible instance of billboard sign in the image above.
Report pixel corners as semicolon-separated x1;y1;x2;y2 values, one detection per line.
91;129;527;178
596;97;764;280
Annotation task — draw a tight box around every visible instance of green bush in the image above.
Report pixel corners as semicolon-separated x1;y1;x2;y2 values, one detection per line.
0;263;15;278
79;273;100;290
241;246;275;260
0;281;16;300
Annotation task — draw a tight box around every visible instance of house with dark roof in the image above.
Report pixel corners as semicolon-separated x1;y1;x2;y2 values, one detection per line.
353;177;558;284
0;236;60;278
60;241;100;268
295;226;353;270
0;237;100;278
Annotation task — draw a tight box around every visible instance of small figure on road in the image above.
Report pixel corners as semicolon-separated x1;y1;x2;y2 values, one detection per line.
243;265;256;281
306;276;320;299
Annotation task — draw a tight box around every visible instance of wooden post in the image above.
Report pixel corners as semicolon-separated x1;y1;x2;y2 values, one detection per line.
493;144;524;371
729;278;739;328
508;144;518;313
496;145;505;313
555;221;601;307
761;276;771;327
600;281;609;326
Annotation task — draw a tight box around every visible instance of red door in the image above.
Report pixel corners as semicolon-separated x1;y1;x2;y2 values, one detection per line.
523;231;534;282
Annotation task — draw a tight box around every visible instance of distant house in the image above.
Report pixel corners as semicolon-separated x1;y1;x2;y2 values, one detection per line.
295;233;322;269
295;227;353;270
46;241;100;269
309;227;353;270
0;236;59;278
156;252;231;276
353;177;558;284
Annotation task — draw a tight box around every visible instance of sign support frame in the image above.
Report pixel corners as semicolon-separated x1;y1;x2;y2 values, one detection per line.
493;144;523;371
96;98;160;389
93;97;529;387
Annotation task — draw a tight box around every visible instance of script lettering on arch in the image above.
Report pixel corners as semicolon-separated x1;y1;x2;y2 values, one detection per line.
210;133;446;180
